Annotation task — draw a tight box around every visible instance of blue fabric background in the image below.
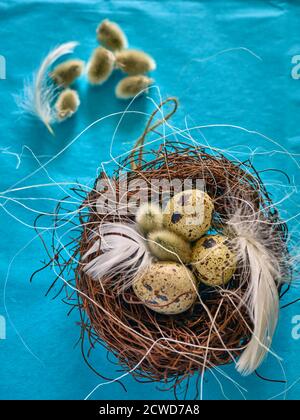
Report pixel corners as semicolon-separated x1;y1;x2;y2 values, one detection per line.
1;0;300;400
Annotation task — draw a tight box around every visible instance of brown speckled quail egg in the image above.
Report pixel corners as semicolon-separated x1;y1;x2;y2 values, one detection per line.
133;262;197;315
191;235;236;286
163;189;214;241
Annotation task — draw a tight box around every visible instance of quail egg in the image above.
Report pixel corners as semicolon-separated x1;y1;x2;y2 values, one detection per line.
191;234;236;286
163;189;214;241
133;262;197;315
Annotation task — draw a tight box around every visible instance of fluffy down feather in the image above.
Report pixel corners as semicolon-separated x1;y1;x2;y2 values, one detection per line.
227;208;285;375
82;223;151;292
17;42;79;134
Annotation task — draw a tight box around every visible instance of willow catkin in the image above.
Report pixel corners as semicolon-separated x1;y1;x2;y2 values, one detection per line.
148;229;192;264
136;203;163;235
115;75;154;99
115;49;156;75
96;19;128;51
87;47;115;85
55;89;80;120
50;59;84;87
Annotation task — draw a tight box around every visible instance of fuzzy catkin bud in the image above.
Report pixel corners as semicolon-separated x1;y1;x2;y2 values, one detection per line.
115;75;154;99
148;229;192;264
50;59;84;87
136;203;163;235
87;47;115;85
115;49;156;75
55;89;80;120
96;19;128;52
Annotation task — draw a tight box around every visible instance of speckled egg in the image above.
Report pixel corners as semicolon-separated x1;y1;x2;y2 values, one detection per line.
191;235;236;286
133;262;197;315
163;189;214;241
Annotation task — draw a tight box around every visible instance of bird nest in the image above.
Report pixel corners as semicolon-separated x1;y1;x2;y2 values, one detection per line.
34;99;291;395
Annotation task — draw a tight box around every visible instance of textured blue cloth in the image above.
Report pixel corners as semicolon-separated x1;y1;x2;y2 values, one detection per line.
1;0;300;400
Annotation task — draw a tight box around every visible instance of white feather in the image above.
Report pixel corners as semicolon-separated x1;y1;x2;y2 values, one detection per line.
227;208;284;375
82;223;151;292
17;42;79;135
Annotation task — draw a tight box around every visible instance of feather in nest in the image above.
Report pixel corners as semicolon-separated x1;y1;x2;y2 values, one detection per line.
82;223;152;293
16;41;79;135
227;206;288;375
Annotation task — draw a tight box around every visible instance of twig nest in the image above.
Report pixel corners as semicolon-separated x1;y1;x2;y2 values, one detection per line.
50;133;291;385
87;47;115;85
133;262;197;315
136;203;163;235
96;19;128;51
55;89;80;120
115;49;156;75
148;230;192;264
115;75;154;99
163;190;214;241
191;235;237;286
50;59;84;87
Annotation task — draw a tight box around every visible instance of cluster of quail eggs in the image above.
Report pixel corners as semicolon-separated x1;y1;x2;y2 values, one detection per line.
50;19;156;122
134;189;237;315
